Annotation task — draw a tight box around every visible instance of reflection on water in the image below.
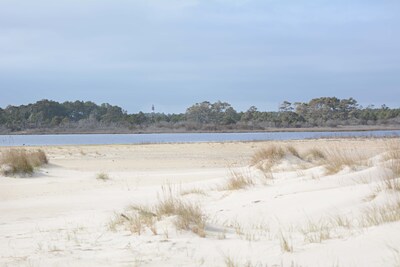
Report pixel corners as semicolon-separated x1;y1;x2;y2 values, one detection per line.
0;130;398;146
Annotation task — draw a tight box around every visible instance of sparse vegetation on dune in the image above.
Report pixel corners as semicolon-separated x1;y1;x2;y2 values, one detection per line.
322;147;360;174
361;198;400;227
104;139;400;266
222;169;254;190
250;144;303;178
279;231;293;253
300;219;333;244
155;186;207;237
0;149;48;176
304;148;326;162
110;186;207;237
251;145;286;166
381;141;400;191
180;187;207;196
251;142;375;176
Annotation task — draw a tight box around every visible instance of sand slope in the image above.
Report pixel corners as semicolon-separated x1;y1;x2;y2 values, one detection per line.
1;139;399;267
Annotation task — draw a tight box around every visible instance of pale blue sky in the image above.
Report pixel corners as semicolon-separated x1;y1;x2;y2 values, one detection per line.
0;0;399;113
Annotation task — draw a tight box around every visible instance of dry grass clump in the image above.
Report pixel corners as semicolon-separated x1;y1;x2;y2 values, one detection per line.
224;256;239;267
0;149;48;176
382;141;400;191
109;206;157;235
29;150;48;167
173;201;206;237
322;147;362;174
385;139;400;161
251;145;285;166
251;144;302;176
382;168;400;191
360;198;400;227
304;148;326;162
222;169;254;191
279;231;293;253
300;219;333;243
96;172;110;181
155;187;206;237
180;187;207;196
129;205;157;235
286;145;300;158
331;214;353;229
110;186;207;237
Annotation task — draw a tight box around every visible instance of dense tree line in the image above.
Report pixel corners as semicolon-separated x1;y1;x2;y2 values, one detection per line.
0;97;399;133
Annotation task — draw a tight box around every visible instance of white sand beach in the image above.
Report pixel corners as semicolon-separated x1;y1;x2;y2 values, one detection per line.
1;139;399;267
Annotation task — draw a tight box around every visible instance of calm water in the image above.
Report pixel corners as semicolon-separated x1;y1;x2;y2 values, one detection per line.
0;130;399;146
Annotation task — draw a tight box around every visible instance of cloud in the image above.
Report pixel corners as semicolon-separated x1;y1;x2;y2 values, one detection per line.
0;0;399;112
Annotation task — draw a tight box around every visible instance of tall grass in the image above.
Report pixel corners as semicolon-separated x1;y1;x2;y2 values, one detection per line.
300;219;333;243
251;144;301;177
251;145;285;166
360;198;400;227
279;231;293;253
0;149;48;176
382;141;400;191
111;186;207;237
305;148;326;162
322;147;364;174
221;169;254;190
156;186;206;237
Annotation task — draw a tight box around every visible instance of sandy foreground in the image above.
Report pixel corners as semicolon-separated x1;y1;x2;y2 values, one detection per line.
1;139;400;267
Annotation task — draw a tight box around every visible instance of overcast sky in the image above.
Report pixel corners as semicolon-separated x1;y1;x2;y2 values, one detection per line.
0;0;399;113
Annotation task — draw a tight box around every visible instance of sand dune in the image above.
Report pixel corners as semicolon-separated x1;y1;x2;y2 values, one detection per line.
1;139;399;267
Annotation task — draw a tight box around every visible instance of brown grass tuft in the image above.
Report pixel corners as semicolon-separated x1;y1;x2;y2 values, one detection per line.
251;145;285;166
360;198;400;227
286;145;300;158
300;219;333;243
305;148;326;162
322;147;364;174
251;144;303;177
174;201;206;237
380;141;400;191
279;231;293;253
96;172;110;181
0;149;48;176
155;187;206;237
180;188;207;196
222;169;254;191
111;186;207;237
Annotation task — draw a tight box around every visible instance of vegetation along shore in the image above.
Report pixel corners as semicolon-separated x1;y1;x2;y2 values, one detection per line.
1;97;399;134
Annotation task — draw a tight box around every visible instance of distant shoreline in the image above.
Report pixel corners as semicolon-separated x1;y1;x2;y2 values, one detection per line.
1;125;400;136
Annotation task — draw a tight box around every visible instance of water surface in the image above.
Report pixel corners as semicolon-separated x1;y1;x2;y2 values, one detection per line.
0;130;398;146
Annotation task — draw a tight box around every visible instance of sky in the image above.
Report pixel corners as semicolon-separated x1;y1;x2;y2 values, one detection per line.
0;0;399;113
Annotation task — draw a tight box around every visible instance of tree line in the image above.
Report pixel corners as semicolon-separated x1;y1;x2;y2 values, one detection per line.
0;97;399;133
